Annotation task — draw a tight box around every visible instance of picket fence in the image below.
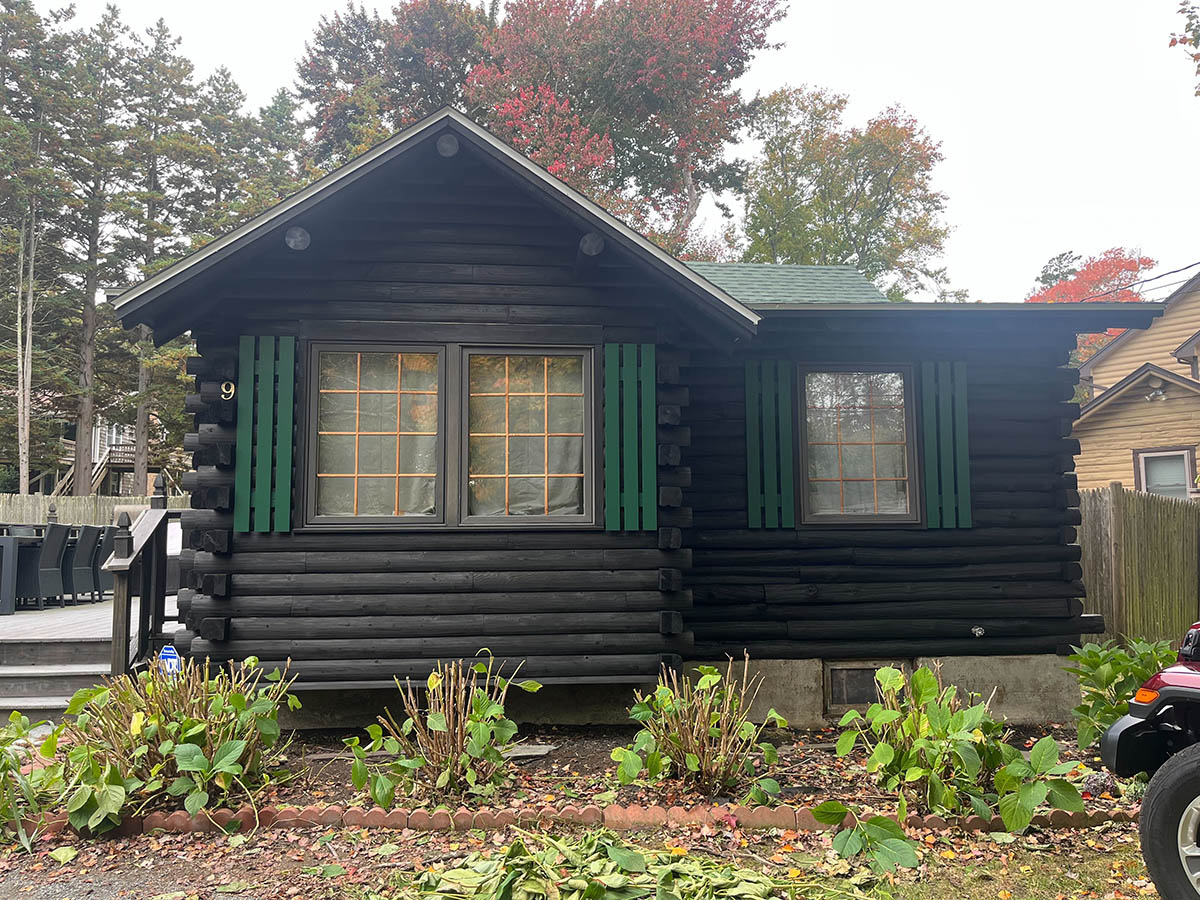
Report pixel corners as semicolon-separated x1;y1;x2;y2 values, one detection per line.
0;493;189;526
1078;481;1200;644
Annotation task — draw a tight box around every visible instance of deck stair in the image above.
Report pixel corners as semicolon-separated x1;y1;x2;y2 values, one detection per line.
0;638;109;721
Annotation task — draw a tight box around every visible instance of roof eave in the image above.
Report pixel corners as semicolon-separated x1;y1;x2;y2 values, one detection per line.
1077;362;1200;423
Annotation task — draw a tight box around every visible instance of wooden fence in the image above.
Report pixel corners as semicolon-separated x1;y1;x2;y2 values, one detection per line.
0;493;189;526
1079;482;1200;643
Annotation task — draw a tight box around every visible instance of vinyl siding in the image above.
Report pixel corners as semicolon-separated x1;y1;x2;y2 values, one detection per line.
1089;288;1200;390
1073;389;1200;489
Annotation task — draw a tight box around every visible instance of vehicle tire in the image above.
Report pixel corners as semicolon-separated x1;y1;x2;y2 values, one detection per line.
1142;740;1200;899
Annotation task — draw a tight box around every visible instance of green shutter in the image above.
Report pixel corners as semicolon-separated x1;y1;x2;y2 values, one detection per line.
745;360;796;529
603;343;658;531
921;361;972;529
233;335;296;534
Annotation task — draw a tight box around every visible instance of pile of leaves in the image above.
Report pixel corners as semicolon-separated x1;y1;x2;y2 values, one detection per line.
375;829;876;900
1066;639;1177;749
57;656;298;834
346;654;541;805
611;657;787;804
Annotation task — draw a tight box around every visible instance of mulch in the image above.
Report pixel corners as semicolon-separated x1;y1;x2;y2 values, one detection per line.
261;720;1130;817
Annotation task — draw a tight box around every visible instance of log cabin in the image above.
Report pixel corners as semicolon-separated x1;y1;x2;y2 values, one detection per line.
113;108;1163;722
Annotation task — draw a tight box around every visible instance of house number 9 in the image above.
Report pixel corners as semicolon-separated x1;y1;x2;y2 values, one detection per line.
221;381;236;400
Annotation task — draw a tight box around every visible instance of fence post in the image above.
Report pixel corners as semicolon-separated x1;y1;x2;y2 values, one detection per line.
1109;481;1125;640
46;502;57;525
110;512;133;676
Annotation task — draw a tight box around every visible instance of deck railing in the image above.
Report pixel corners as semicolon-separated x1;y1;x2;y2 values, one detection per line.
105;476;179;675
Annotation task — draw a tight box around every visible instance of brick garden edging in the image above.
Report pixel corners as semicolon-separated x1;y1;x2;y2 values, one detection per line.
31;803;1141;839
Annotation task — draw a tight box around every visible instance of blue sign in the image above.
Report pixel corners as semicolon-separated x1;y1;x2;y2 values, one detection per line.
158;645;182;675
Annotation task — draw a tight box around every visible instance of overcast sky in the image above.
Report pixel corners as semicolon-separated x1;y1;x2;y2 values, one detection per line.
57;0;1200;303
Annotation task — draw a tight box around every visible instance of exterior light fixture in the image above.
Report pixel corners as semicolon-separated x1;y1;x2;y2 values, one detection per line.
285;226;311;251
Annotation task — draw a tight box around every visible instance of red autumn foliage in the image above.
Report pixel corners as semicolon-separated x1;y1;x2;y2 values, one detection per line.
1025;248;1157;363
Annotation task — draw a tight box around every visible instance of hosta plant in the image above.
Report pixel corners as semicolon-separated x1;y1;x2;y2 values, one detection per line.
837;665;1084;831
346;654;541;805
611;657;787;803
60;656;298;833
1065;639;1176;750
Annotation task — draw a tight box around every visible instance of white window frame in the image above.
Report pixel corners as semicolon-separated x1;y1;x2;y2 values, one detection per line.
1134;446;1195;499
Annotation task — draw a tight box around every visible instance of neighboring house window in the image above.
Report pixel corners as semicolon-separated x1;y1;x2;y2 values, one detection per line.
1135;447;1195;500
799;367;920;524
307;344;593;527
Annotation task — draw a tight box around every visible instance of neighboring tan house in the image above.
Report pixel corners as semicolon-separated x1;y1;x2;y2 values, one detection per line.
1075;273;1200;497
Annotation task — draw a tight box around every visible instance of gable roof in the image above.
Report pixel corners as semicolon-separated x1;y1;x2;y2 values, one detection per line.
1078;271;1200;378
113;107;759;339
684;263;887;305
1173;326;1200;362
1076;361;1200;424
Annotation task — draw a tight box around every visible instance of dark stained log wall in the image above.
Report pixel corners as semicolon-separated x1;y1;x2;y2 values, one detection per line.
170;126;1098;681
174;136;697;684
681;315;1090;660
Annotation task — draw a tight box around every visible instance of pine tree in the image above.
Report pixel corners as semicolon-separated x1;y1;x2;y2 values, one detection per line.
56;6;136;494
119;18;202;493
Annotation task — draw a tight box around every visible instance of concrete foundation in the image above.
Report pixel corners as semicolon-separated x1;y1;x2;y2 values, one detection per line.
915;654;1080;725
282;654;1080;730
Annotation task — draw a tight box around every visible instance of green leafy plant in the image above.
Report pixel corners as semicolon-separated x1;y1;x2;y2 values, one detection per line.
61;656;298;834
811;800;919;873
0;712;66;852
993;735;1083;832
837;665;1084;832
388;828;875;900
611;657;787;803
1065;639;1176;750
347;654;541;805
837;665;1012;821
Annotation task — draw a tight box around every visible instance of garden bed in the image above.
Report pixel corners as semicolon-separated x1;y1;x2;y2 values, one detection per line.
260;722;1134;820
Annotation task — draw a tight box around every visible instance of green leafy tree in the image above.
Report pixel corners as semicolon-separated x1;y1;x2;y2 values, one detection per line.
739;86;952;302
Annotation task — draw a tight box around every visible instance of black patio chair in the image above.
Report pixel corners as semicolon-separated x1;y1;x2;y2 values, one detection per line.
93;525;116;598
15;523;69;609
8;525;36;537
67;525;102;603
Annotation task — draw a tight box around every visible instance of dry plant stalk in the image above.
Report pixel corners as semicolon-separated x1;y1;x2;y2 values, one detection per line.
633;654;781;794
378;655;524;794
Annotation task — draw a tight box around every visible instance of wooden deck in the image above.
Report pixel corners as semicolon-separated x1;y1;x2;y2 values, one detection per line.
0;596;179;641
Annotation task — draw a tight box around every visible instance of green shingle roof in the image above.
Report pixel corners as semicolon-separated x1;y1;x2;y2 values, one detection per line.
685;263;887;305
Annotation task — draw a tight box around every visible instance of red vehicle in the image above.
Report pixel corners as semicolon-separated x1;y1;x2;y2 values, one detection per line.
1103;623;1200;899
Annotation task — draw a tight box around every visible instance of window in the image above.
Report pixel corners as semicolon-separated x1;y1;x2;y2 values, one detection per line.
823;660;910;717
799;368;919;523
1135;447;1195;500
314;349;441;519
306;343;593;527
465;353;587;520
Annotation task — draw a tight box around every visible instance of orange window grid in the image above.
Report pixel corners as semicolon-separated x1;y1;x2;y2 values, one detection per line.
315;351;439;516
467;355;585;516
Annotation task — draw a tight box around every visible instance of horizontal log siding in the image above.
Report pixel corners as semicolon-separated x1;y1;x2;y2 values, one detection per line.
681;325;1088;660
176;145;695;683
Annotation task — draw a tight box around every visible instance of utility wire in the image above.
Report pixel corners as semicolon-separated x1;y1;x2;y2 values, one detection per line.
1077;260;1200;302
